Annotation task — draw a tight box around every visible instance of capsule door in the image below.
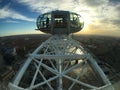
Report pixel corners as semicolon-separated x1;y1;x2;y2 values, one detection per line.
52;11;69;34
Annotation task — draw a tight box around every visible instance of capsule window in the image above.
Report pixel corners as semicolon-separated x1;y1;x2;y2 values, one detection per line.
70;13;79;28
78;15;84;29
37;13;51;29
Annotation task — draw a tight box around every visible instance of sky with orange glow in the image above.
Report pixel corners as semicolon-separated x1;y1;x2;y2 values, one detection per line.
0;0;120;37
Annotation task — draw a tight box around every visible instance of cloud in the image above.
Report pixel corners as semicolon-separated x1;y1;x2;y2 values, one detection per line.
80;0;109;7
17;0;120;32
0;6;35;22
17;0;79;13
4;19;20;23
16;0;108;13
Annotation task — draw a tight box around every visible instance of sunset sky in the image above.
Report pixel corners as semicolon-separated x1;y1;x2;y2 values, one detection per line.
0;0;120;37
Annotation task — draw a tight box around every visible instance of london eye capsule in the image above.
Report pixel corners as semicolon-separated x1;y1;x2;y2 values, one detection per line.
36;10;84;34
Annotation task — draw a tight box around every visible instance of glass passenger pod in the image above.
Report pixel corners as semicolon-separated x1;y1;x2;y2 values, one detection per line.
37;13;51;33
36;11;84;34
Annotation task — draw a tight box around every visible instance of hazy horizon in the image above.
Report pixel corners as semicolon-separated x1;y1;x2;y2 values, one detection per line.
0;31;120;38
0;0;120;37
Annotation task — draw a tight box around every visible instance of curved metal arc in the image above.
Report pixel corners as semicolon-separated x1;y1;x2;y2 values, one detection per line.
63;74;98;89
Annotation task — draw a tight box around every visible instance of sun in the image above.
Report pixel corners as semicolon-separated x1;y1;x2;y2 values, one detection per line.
77;13;92;34
81;14;91;26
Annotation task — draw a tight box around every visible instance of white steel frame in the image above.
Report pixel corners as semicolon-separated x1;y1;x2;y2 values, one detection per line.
8;35;114;90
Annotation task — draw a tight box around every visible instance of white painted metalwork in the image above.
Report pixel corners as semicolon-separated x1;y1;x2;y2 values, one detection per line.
8;35;114;90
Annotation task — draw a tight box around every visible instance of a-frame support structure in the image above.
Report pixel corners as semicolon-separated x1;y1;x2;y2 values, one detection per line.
8;35;114;90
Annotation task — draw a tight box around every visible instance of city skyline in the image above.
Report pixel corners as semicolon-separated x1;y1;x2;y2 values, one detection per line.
0;0;120;37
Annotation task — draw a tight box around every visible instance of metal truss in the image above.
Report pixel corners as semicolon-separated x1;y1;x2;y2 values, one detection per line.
8;35;114;90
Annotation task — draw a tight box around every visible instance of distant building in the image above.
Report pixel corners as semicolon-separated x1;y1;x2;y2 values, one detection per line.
25;37;30;41
0;54;4;66
87;45;96;49
3;47;17;65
